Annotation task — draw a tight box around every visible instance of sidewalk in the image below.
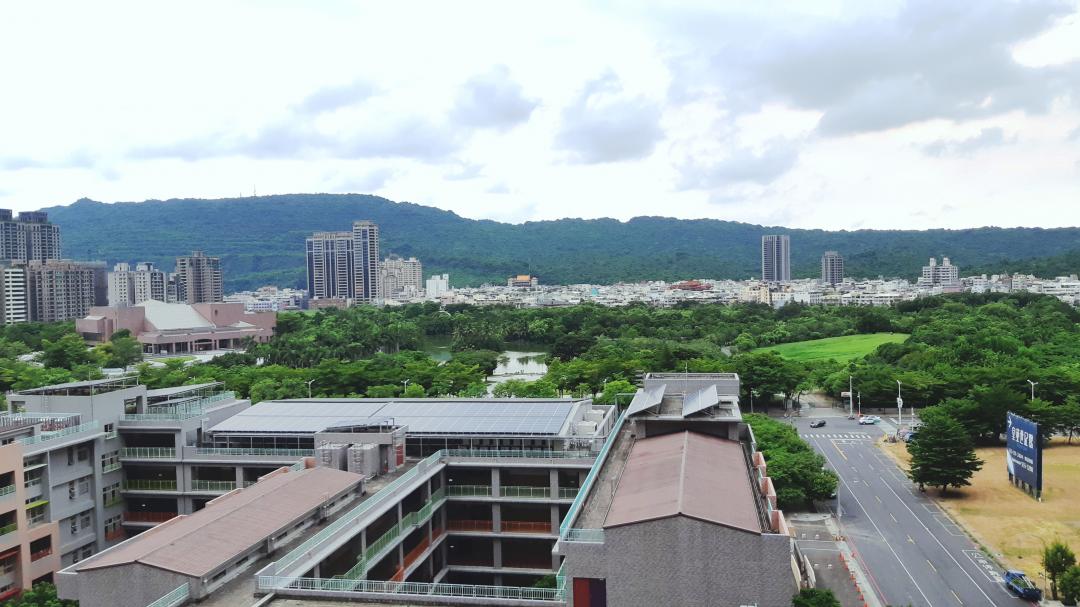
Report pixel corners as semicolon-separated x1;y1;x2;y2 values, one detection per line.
789;513;883;607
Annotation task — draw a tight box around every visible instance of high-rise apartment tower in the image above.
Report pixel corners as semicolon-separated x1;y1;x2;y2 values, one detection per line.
0;209;61;263
306;232;355;299
174;251;223;304
820;251;844;286
761;235;791;283
352;221;380;305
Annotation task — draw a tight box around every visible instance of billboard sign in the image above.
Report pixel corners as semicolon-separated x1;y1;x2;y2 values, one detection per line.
1006;411;1042;493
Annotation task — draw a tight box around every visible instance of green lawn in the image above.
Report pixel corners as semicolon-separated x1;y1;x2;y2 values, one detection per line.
753;333;908;362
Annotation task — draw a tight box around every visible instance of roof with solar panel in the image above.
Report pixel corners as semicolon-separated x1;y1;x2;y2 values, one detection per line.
626;372;742;421
207;397;590;437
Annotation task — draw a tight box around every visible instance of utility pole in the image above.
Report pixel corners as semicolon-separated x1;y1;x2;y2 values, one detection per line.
848;376;854;418
1027;379;1038;401
306;379;315;399
896;380;904;428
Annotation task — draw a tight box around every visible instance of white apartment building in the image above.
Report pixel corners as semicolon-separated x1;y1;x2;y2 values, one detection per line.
425;273;450;299
107;262;166;307
380;256;423;301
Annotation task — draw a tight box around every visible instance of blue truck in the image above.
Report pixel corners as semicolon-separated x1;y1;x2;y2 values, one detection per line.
1003;570;1042;601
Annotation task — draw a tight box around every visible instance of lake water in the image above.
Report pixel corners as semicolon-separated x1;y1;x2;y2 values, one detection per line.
419;337;549;384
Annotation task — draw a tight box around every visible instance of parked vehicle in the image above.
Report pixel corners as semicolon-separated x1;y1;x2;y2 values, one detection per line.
858;416;879;425
1003;570;1041;601
810;420;826;428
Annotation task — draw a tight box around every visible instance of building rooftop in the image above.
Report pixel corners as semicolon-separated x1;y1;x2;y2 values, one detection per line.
71;466;361;578
209;398;585;437
604;431;762;533
15;376;140;396
145;382;221;399
141;299;215;331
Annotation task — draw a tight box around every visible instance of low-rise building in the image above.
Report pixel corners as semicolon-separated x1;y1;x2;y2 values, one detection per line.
75;300;276;354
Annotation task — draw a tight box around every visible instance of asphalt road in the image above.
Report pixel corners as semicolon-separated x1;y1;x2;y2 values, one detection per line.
790;413;1032;607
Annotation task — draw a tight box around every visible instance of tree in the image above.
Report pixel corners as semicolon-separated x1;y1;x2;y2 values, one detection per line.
907;414;983;495
402;383;426;398
791;587;840;607
1044;541;1077;600
95;334;143;368
4;582;77;606
39;333;97;370
1060;565;1080;606
595;379;636;406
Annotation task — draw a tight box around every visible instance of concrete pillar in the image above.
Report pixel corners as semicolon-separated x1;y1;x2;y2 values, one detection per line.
360;528;367;554
550;504;560;534
493;537;502;569
492;503;501;533
490;468;500;497
313;563;321;578
234;466;244;486
549;469;559;499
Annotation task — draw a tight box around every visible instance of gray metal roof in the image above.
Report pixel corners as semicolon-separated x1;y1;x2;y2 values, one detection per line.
208;398;580;436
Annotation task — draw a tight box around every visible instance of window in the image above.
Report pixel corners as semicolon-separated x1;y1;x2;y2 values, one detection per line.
105;515;121;533
78;478;90;496
69;517;78;535
102;482;120;506
68;481;76;500
80;513;91;531
67;447;74;465
0;555;16;574
77;446;89;462
80;547;93;560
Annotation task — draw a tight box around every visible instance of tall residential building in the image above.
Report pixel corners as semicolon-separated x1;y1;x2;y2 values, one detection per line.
0;263;28;325
920;256;960;286
108;262;167;306
821;251;844;286
174;251;223;304
380;255;423;301
0;210;62;263
425;273;450;299
25;260;99;323
761;235;791;283
352;221;380;305
306;232;355;300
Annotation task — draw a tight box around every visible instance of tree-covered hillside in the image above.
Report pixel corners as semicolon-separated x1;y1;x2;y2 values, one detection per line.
42;195;1080;291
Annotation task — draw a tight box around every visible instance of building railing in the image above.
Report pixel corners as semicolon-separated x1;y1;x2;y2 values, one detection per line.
123;479;178;492
23;478;41;490
17;421;100;447
190;480;236;492
145;582;189;607
446;485;492;497
257;576;563;601
0;523;16;537
191;447;315;458
103;462;122;473
124;511;177;523
120;447;177;459
558;408;628;544
501;521;553;534
105;430;119;440
499;486;558;499
105;494;124;508
121;412;202;422
0;485;14;498
30;547;52;561
558;487;580;499
105;528;126;542
446;519;494;532
271;449;444;576
443;449;594;460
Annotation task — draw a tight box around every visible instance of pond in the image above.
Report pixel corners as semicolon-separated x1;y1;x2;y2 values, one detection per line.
418;336;549;384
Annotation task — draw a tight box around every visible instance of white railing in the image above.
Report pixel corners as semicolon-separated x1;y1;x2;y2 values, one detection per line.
192;447;314;457
558;409;628;543
257;576;563;601
17;421;100;447
145;582;189;607
120;447;177;459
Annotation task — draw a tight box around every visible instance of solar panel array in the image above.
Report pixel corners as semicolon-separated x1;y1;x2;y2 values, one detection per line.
626;384;666;416
209;399;576;436
681;384;719;417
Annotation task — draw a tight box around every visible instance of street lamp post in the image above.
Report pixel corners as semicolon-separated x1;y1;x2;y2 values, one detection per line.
896;380;904;428
1027;379;1038;401
857;392;861;417
848;376;854;418
403;379;410;393
750;390;756;414
306;379;316;399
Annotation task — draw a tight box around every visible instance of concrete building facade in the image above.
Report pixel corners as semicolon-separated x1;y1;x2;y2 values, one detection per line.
108;263;167;307
174;251;223;304
353;221;380;305
76;300;276;353
920;256;960;287
380;256;423;301
761;235;791;283
821;251;844;286
0;264;29;325
425;274;450;299
0;210;61;264
306;232;355;300
25;260;100;323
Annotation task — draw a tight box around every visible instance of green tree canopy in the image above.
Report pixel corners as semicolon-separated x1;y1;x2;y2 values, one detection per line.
907;414;983;495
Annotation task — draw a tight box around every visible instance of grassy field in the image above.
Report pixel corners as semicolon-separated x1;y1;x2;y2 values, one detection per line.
881;439;1080;569
753;333;908;362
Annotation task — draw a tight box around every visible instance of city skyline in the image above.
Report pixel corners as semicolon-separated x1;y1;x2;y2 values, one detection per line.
1;2;1080;230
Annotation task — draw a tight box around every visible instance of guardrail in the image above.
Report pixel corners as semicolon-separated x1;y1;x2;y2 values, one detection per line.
124;511;176;523
0;485;14;498
335;488;446;583
190;480;236;492
558;409;627;544
258;576;563;601
443;449;594;459
17;421;100;447
123;480;178;492
103;462;122;473
192;447;314;457
500;486;559;499
145;582;189;607
121;412;202;422
0;523;16;537
446;485;492;497
120;447;177;459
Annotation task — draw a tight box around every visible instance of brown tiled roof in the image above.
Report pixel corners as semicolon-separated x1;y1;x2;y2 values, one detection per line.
603;431;762;533
75;466;361;577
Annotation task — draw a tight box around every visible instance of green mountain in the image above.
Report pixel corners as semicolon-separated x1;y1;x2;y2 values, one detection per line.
42;194;1080;291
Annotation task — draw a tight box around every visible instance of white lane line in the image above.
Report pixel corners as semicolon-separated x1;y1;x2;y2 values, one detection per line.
812;436;933;607
879;480;998;606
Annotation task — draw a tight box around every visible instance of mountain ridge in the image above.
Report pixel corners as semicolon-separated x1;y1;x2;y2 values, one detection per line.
39;194;1080;291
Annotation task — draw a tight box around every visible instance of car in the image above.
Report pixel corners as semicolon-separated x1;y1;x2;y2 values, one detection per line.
858;416;879;425
810;420;826;428
1003;570;1042;601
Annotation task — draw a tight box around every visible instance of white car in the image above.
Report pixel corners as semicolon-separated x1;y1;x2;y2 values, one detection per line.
858;416;880;425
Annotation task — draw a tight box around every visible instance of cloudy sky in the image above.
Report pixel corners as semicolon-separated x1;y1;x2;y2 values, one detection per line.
2;1;1079;229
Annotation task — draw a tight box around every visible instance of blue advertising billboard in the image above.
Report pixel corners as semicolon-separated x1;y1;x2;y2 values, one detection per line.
1006;411;1042;493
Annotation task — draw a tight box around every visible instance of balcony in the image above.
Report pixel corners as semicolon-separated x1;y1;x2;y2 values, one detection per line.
122;479;177;492
124;511;176;524
104;494;123;508
184;447;314;463
501;521;554;534
499;486;558;500
447;519;494;532
0;523;16;538
30;546;52;561
0;485;14;500
105;429;118;440
447;485;492;497
190;480;236;493
105;528;126;542
119;447;177;460
17;421;101;452
102;461;122;474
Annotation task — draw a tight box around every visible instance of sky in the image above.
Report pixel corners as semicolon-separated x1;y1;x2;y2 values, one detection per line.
1;1;1080;229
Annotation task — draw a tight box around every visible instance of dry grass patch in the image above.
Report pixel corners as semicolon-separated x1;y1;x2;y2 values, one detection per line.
880;438;1080;569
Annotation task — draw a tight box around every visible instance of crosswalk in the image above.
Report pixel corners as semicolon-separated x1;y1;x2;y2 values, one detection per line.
800;432;873;440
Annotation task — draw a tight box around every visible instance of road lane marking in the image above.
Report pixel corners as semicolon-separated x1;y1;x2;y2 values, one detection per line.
908;535;915;544
879;479;999;606
811;436;933;607
833;440;848;461
890;513;898;523
951;590;963;605
875;495;882;504
927;559;937;573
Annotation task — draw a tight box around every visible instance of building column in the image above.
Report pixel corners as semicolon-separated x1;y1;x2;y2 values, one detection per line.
493;537;503;569
549;469;559;499
490;468;500;497
492;503;501;533
550;504;560;535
